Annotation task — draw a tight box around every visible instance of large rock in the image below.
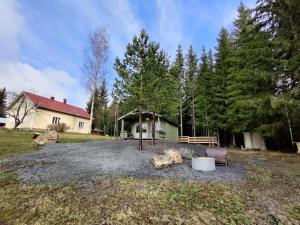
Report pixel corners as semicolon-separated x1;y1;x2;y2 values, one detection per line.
164;149;183;164
178;148;193;159
150;155;173;169
34;130;59;144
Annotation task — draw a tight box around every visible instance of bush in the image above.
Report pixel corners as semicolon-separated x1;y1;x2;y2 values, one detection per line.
47;123;70;133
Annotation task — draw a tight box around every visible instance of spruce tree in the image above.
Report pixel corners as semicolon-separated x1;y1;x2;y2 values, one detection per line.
0;87;7;117
210;28;232;138
86;79;109;132
255;0;300;144
170;45;185;135
184;46;198;136
226;3;275;135
195;47;213;136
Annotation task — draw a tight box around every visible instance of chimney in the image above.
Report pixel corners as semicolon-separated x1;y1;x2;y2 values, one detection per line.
63;98;67;104
50;96;55;100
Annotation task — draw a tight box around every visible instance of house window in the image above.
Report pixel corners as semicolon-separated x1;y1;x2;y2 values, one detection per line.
136;124;146;133
52;117;60;124
79;122;84;128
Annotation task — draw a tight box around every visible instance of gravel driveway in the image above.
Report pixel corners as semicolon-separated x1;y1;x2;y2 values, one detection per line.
2;140;244;184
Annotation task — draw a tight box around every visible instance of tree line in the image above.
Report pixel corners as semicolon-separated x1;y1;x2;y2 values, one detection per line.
1;0;298;150
111;0;299;150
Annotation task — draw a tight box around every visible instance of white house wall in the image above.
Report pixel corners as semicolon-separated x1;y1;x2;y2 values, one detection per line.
5;97;90;133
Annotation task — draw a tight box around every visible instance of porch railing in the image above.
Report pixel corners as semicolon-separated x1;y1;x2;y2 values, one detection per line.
178;136;218;146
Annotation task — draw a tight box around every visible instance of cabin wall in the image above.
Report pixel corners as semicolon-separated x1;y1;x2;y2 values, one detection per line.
164;123;178;142
129;118;178;141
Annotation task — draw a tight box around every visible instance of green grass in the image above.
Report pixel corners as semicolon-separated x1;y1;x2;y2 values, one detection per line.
0;130;37;159
59;132;116;143
0;129;116;159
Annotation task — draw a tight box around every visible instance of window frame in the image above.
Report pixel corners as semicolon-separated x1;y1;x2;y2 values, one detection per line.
52;117;61;124
136;124;147;133
79;121;84;128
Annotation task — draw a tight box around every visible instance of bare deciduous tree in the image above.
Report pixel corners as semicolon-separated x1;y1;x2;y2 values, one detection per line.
82;28;109;132
6;93;38;129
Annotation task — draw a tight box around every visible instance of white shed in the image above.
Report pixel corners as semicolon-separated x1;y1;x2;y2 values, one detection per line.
244;132;266;150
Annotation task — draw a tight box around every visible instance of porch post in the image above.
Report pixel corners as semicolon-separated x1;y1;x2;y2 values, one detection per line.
157;117;160;129
121;119;124;133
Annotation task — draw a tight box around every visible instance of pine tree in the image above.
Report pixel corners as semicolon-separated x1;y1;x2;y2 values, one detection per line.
184;46;198;136
0;87;7;117
114;30;162;150
170;45;185;135
143;48;177;145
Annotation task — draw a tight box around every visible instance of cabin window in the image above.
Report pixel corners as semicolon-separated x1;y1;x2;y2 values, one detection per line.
52;117;60;124
136;124;146;133
79;122;84;128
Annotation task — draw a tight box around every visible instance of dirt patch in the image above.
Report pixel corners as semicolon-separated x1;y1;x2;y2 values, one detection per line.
1;140;243;184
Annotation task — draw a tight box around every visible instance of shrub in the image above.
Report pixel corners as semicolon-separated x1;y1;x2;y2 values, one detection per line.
47;123;70;133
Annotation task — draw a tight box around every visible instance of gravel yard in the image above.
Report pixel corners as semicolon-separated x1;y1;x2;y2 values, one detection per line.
2;140;244;184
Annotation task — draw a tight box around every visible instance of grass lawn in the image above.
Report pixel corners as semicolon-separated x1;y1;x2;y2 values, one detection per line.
0;129;115;159
0;130;299;224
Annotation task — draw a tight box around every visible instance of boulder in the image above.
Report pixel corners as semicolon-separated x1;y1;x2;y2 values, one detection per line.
150;155;173;169
164;149;183;164
34;130;59;144
178;148;193;159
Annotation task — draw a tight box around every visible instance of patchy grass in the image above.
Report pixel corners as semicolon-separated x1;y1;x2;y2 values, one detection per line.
0;129;116;159
0;170;249;225
229;150;300;224
1;150;299;224
0;133;299;224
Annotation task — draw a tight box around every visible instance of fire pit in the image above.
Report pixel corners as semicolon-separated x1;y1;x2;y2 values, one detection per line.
192;157;215;171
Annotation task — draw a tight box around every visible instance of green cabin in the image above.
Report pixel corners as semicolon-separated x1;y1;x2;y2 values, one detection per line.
118;110;179;142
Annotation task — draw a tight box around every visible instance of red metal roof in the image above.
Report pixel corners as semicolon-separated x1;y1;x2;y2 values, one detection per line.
24;92;90;119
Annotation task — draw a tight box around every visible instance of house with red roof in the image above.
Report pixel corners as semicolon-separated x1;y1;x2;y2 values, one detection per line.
5;92;91;133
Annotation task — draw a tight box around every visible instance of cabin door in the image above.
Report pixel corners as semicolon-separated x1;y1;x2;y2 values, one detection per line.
141;123;148;139
134;122;148;139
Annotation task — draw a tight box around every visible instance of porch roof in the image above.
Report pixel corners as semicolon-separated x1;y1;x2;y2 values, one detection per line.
118;109;179;127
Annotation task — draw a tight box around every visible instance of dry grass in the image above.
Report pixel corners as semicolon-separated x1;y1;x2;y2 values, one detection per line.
229;150;300;224
1;151;299;224
0;132;299;224
0;171;249;225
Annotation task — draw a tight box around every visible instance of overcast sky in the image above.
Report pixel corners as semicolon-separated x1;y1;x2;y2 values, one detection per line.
0;0;255;108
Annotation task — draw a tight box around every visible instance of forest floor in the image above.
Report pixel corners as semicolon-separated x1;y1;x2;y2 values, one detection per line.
0;131;299;224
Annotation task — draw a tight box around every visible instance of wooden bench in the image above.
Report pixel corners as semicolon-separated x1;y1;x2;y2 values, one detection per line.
178;136;218;146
